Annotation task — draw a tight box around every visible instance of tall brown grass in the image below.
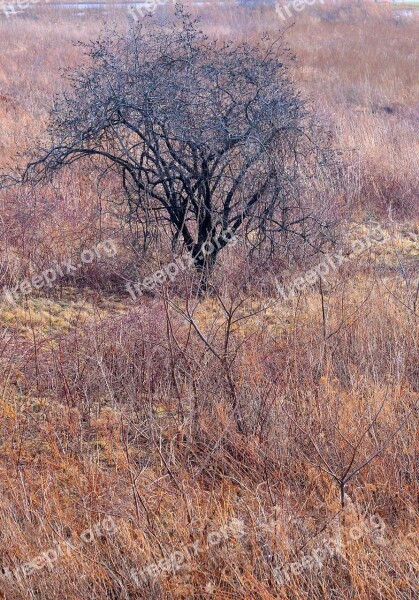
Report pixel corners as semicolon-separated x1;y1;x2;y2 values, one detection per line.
0;2;418;599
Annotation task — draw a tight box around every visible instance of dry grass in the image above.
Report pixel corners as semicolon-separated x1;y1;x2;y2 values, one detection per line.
0;2;418;599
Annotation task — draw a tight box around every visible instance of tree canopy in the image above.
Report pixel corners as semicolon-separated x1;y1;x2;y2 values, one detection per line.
3;8;337;283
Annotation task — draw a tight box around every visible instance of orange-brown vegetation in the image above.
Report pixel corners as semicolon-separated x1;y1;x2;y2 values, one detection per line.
0;2;418;599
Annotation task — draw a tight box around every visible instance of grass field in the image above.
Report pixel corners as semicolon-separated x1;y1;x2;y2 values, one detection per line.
0;2;418;599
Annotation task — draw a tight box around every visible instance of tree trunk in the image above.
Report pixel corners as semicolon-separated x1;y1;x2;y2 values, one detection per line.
192;244;218;295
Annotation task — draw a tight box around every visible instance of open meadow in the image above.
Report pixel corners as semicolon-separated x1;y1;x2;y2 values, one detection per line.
0;1;418;598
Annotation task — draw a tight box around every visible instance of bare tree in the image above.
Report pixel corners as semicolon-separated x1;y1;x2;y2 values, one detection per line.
3;7;336;287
